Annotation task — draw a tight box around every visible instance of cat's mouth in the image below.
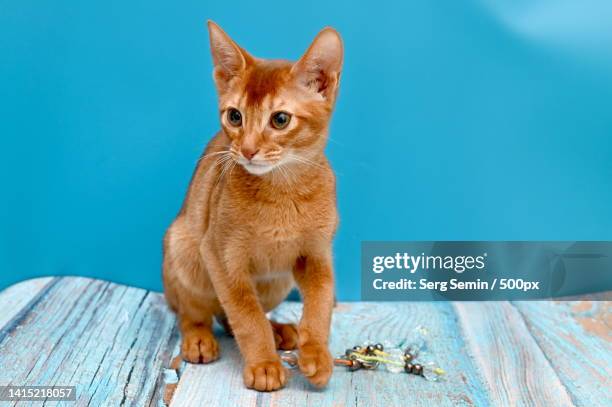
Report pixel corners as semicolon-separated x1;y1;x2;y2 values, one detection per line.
238;158;277;175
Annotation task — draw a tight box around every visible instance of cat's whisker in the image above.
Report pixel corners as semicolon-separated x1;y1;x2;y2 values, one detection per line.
215;158;234;186
221;157;235;176
286;153;312;165
212;153;233;167
281;163;297;184
327;136;344;147
286;153;326;169
210;152;236;186
197;150;230;164
212;158;232;175
228;160;238;179
270;163;287;185
278;165;291;185
209;152;228;164
271;166;279;184
288;153;344;176
276;162;298;186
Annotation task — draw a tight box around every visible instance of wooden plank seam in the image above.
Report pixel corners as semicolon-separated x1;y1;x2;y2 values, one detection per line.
509;302;580;407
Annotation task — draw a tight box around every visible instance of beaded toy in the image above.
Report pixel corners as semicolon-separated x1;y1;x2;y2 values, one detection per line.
280;326;446;382
333;341;445;381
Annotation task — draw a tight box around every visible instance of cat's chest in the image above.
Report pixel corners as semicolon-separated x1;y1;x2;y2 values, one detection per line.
249;224;302;273
217;183;336;253
252;221;303;254
249;202;306;263
248;197;310;235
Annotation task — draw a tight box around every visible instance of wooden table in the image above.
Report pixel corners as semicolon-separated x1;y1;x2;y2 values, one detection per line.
0;277;609;406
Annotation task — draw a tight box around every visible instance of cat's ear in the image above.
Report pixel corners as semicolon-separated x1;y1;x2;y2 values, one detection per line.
207;21;251;91
292;27;343;100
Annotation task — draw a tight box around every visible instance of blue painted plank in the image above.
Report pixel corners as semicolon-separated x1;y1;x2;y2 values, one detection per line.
454;302;575;406
513;300;612;406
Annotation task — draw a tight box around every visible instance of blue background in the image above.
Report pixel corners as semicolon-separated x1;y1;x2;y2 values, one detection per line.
1;1;611;300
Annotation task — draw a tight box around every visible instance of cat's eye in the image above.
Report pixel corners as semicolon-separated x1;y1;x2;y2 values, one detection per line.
270;111;291;130
227;108;242;127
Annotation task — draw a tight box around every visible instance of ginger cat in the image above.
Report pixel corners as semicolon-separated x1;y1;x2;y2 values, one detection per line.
163;21;342;391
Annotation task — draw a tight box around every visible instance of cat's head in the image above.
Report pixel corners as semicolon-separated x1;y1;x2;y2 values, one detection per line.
207;21;343;175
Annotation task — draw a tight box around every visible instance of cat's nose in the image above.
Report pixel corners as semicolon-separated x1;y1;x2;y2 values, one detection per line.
241;146;259;160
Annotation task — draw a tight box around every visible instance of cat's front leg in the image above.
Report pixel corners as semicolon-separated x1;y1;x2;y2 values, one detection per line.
292;247;335;387
200;240;286;392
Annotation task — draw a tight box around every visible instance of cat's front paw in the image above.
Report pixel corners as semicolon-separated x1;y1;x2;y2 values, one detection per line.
243;358;287;391
298;342;333;387
181;328;219;364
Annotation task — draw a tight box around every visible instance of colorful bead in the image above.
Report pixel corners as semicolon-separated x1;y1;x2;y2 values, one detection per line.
419;354;446;382
412;364;423;376
384;348;405;374
349;360;363;371
280;351;298;369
